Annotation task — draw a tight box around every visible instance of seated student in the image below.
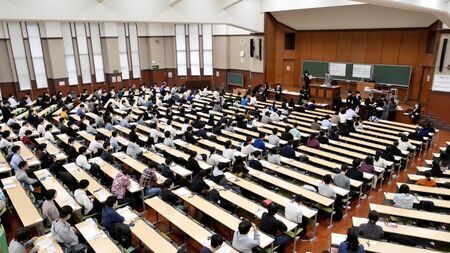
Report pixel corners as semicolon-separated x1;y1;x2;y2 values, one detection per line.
88;135;103;157
51;206;80;247
358;210;384;240
206;146;221;170
126;138;142;159
260;203;289;253
416;171;436;187
222;140;237;162
183;126;198;144
261;111;272;124
253;132;266;152
268;147;281;165
101;196;125;235
163;131;175;148
232;156;248;177
334;164;350;191
139;163;161;197
321;115;332;129
318;174;336;199
8;227;38;253
393;184;415;209
318;131;329;144
397;135;415;152
306;133;320;149
160;179;184;209
0;130;13;154
100;142;113;162
289;123;302;139
76;146;91;171
373;150;388;169
268;128;280;147
200;234;224;253
111;170;133;205
281;126;294;141
311;117;321;131
430;160;443;178
338;227;364;253
16;161;38;188
64;138;78;162
42;189;60;225
359;156;375;174
186;151;202;177
280;140;296;159
248;151;263;171
232;220;260;253
109;131;120;152
191;170;210;195
21;130;37;149
74;179;96;215
241;136;257;156
212;162;227;184
10;145;23;172
86;119;97;135
157;157;182;185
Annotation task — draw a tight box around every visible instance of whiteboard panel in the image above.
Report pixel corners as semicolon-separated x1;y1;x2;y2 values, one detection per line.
353;64;372;79
329;63;346;76
432;74;450;92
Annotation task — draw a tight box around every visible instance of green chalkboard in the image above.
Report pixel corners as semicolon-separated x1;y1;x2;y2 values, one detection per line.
301;60;412;87
227;72;244;86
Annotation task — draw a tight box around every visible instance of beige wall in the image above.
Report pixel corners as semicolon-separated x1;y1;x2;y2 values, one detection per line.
138;37;149;70
102;38;120;73
0;40;13;83
149;37;167;69
163;37;176;69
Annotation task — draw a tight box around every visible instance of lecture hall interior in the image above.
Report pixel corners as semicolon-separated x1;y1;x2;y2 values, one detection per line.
0;0;450;253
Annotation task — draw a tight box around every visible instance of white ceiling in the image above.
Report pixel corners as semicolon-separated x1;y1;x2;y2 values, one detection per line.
270;4;438;30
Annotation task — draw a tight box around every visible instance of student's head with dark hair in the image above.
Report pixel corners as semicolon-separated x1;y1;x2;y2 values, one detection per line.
45;124;53;131
165;157;173;166
352;158;361;169
103;142;110;149
238;220;252;235
59;205;73;219
246;136;252;143
272;128;278;135
368;210;379;224
14;227;32;243
11;145;20;154
210;234;224;249
365;156;374;165
18;161;28;170
163;178;173;189
190;151;197;158
79;179;89;189
198;170;208;179
424;171;432;181
24;130;32;136
398;184;410;194
95;135;102;141
345;227;360;251
267;202;278;216
164;131;171;138
294;195;303;203
45;189;57;201
323;174;332;184
1;130;10;139
400;135;408;142
78;146;88;154
68;137;75;144
341;164;348;173
105;195;117;208
259;132;265;138
224;140;232;149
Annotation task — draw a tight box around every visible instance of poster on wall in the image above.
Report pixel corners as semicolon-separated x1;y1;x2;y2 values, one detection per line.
352;64;372;79
432;74;450;92
329;63;346;76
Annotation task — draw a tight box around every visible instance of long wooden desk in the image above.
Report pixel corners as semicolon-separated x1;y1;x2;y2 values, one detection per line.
370;203;450;224
384;192;450;210
154;143;212;171
14;141;41;168
173;139;230;164
397;182;450;197
35;137;68;161
142;150;192;178
112;152;166;184
56;133;91;155
75;219;122;253
34;233;64;253
146;197;237;252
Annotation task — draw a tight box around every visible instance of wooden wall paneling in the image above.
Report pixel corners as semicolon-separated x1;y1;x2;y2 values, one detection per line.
414;31;432;101
365;31;384;63
0;82;17;99
323;32;338;62
350;32;367;63
381;31;402;64
298;32;312;61
426;91;450;124
141;69;153;85
398;31;420;64
311;32;325;60
282;59;295;86
336;31;352;62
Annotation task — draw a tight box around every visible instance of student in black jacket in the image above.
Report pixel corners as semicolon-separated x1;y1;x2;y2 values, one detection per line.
248;151;263;171
346;158;367;199
184;126;198;144
160;179;184;209
191;171;210;195
186;151;201;176
260;203;289;253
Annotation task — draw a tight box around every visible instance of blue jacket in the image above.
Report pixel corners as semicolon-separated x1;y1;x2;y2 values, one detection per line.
101;206;125;233
252;138;265;151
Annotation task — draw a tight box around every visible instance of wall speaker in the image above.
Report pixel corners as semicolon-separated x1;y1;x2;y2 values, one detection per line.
259;38;262;61
439;38;447;72
250;39;255;58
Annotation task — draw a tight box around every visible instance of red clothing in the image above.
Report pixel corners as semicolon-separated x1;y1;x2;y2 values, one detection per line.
21;136;36;148
307;139;320;149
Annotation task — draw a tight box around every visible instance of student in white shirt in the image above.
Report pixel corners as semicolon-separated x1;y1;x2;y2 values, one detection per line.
393;184;415;209
241;136;257;156
270;111;280;122
76;146;91;171
397;135;415;152
0;131;12;153
163;131;175;148
164;119;177;139
338;108;347;124
222;140;236;162
249;96;257;106
285;195;307;233
37;119;46;136
109;131;120;152
86;119;97;135
44;125;56;143
74;179;95;215
207;146;222;170
268;128;280;147
18;122;31;138
88;136;103;156
8;95;19;108
373;150;388;169
126;141;142;159
6;115;19;127
148;123;163;143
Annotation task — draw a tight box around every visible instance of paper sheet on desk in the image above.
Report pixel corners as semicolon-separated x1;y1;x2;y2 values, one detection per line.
117;207;138;221
78;224;101;241
3;183;16;189
176;187;191;197
97;189;109;202
35;237;53;249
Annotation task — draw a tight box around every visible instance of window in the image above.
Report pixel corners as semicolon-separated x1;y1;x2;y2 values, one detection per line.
27;23;47;88
75;23;91;84
90;23;104;83
117;23;129;80
202;24;213;76
8;22;31;91
285;33;295;50
128;23;141;79
188;24;200;76
61;23;78;85
175;24;187;76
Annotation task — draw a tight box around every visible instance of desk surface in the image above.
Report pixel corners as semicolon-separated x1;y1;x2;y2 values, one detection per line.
35;137;68;161
34;233;64;253
14;141;41;167
154;143;212;170
352;217;450;243
397;182;450;196
75;219;122;253
112;152;166;184
146;197;237;252
142;150;192;178
1;176;43;227
370;203;450;224
34;169;81;211
174;187;274;249
384;192;450;209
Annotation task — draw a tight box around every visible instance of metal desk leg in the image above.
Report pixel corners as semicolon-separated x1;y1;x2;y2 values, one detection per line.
356;185;362;208
328;203;334;229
